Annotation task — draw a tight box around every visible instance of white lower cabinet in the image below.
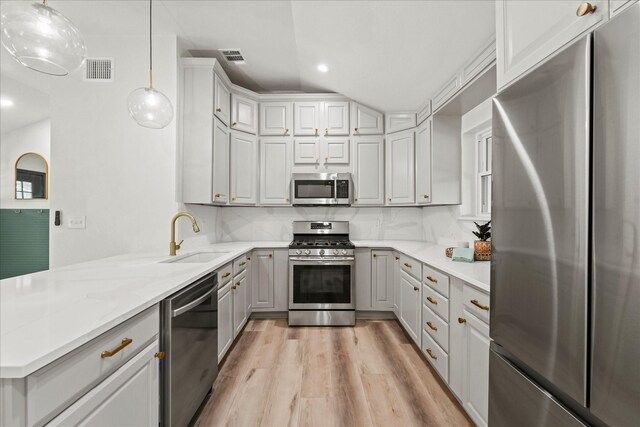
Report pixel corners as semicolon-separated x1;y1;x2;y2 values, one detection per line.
251;249;288;312
217;282;233;363
462;309;490;427
371;250;394;310
232;271;248;337
48;341;159;427
392;253;401;316
398;270;421;345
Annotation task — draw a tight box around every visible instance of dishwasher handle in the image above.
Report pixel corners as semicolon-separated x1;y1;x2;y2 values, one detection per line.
172;286;215;317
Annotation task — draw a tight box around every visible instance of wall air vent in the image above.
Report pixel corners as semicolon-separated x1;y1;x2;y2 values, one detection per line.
220;49;246;64
84;58;114;81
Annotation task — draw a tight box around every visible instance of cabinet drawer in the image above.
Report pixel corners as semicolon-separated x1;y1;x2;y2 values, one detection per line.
217;263;233;286
423;304;449;352
233;254;248;275
422;330;448;382
400;254;422;281
26;306;159;426
423;284;449;322
463;285;490;324
423;264;450;298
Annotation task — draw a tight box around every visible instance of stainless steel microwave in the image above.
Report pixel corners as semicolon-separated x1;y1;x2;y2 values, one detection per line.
291;173;353;206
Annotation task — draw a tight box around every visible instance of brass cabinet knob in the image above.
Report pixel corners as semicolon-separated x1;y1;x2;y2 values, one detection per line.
354;127;358;132
268;254;273;258
315;128;319;135
395;256;400;260
413;286;419;292
215;193;221;198
576;2;597;16
284;128;289;134
232;197;236;202
458;317;467;324
423;194;429;199
232;121;237;127
325;128;328;135
373;254;377;257
426;349;438;360
232;285;237;290
388;198;392;202
247;257;251;260
216;107;222;112
285;197;290;203
235;281;241;287
154;351;166;360
354;198;358;202
324;156;328;162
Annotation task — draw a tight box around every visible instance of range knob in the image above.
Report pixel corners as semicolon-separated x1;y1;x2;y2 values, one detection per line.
320;249;325;256
304;249;311;255
341;249;347;255
296;249;301;255
333;249;339;255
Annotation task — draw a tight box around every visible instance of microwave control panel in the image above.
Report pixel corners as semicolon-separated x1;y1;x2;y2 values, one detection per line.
336;180;350;199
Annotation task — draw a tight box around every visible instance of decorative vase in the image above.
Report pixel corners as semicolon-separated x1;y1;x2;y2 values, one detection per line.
474;240;491;261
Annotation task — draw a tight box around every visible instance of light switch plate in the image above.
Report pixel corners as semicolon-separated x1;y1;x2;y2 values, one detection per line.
68;215;86;229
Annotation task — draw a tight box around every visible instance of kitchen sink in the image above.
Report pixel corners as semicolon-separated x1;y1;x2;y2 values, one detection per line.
161;251;228;264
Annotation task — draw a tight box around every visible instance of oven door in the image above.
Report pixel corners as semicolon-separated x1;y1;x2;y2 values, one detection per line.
289;258;355;310
292;174;336;205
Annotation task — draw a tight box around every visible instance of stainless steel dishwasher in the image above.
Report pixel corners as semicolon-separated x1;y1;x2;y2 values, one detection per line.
160;272;218;427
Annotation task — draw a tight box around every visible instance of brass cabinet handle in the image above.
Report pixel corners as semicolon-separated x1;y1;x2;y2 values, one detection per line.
373;254;377;257
576;2;597;16
404;263;412;268
354;198;358;202
426;349;438;360
222;272;231;278
247;256;251;260
426;296;438;305
471;299;490;311
426;321;437;331
388;198;392;202
395;256;400;260
458;317;467;324
413;286;419;292
315;128;318;135
354;127;358;132
423;194;429;199
285;197;290;203
239;261;246;267
235;281;241;286
232;121;237;126
101;338;133;358
284;128;289;134
268;254;273;258
324;156;328;162
154;351;166;359
426;275;438;283
232;197;237;202
232;284;237;289
216;107;222;112
325;128;328;135
215;193;221;198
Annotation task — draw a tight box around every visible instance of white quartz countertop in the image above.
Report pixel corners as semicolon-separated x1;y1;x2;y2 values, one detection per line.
0;239;489;379
352;240;490;293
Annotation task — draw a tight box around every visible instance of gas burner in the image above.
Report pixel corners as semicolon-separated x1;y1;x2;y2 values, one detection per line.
289;221;354;257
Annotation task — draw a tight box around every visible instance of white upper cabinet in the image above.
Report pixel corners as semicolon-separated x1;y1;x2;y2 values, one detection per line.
323;137;350;165
260;102;292;136
323;101;350;136
386;129;415;205
385;113;417;134
415;118;432;205
352;103;384;135
231;93;258;134
293;138;320;165
496;0;608;89
352;136;384;205
214;73;231;126
294;102;321;136
611;0;638;16
260;137;292;205
212;118;230;204
230;131;258;205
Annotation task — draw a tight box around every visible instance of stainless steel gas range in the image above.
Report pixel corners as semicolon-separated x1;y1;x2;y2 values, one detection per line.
288;221;355;326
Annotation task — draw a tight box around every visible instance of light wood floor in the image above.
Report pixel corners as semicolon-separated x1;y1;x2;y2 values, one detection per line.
195;319;473;427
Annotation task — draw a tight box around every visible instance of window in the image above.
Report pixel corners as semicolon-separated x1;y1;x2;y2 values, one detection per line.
477;130;492;215
15;169;45;199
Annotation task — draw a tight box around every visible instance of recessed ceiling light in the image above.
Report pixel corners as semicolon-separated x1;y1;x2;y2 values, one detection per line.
0;98;14;108
317;64;329;73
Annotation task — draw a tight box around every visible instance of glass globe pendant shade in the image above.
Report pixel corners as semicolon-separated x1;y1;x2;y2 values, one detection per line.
0;1;86;76
127;86;174;129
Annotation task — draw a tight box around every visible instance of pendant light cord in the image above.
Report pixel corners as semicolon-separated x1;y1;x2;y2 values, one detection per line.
149;0;153;88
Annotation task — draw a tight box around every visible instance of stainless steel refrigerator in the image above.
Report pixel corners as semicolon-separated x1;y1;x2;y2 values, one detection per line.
490;4;639;427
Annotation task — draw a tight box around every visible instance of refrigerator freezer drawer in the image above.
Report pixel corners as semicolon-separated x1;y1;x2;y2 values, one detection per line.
489;350;586;427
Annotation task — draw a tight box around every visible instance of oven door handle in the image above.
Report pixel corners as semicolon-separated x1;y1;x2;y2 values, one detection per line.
289;257;355;263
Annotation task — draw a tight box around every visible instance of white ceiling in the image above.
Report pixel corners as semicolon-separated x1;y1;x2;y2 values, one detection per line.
0;74;50;134
0;0;495;112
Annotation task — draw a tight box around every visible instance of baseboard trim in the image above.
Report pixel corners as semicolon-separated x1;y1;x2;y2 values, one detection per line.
250;311;288;319
356;310;397;320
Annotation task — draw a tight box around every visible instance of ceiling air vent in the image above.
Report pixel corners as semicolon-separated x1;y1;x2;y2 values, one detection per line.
220;49;246;64
84;58;114;82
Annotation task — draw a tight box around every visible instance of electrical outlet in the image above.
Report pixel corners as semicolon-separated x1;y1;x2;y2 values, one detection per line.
68;215;86;229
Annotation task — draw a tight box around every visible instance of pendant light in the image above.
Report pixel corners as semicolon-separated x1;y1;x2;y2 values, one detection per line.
0;0;86;76
127;0;173;129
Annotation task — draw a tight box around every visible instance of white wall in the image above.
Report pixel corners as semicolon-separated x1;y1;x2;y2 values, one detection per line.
214;206;425;242
0;119;51;210
49;35;181;267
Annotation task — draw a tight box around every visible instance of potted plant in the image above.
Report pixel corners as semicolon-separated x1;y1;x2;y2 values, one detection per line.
473;221;491;261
